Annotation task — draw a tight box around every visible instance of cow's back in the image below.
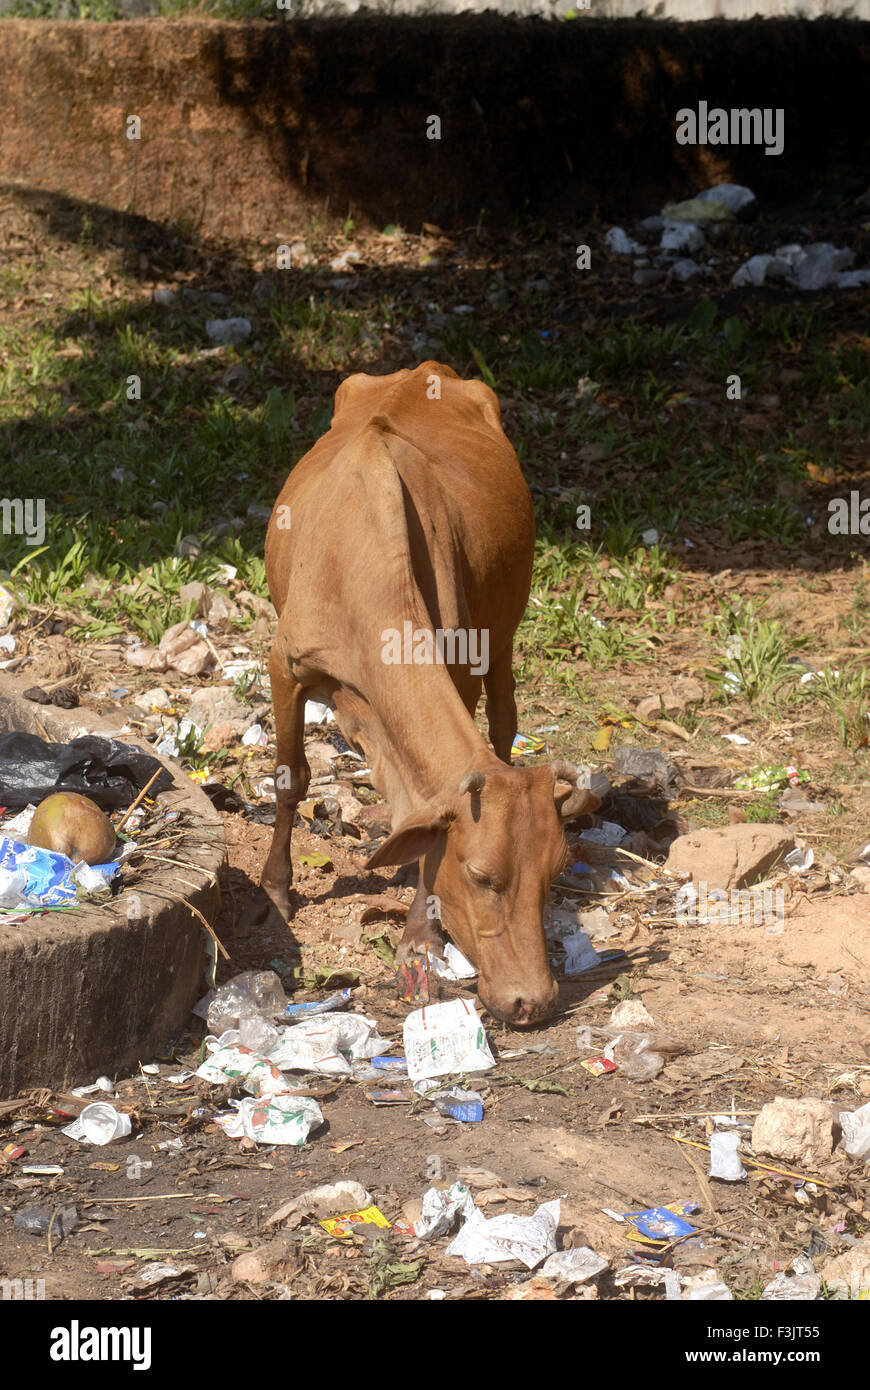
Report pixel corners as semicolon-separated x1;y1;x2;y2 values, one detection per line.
265;362;534;673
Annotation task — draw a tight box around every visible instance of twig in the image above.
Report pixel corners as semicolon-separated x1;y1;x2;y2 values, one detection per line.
141;886;230;960
672;1136;718;1216
669;1134;835;1188
115;769;163;834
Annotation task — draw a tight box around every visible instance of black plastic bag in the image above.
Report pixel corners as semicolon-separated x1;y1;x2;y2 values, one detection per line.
0;733;174;810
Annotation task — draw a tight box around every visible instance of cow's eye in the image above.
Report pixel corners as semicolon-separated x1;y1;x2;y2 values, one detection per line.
467;864;494;889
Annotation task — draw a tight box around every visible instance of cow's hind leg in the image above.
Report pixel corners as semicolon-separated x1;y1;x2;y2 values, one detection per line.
484;647;518;764
261;647;310;920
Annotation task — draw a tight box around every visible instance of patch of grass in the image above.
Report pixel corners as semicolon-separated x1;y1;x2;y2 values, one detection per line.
704;598;810;704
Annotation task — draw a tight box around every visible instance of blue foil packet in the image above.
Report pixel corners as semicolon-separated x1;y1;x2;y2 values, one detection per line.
0;836;119;907
283;987;352;1021
623;1201;698;1241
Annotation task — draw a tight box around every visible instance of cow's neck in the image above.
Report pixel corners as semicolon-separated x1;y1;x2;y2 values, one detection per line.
333;659;500;821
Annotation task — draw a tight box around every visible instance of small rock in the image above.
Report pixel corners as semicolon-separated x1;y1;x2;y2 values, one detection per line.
605;227;644;256
751;1096;834;1169
671;258;702;281
142;686;171;710
795;243;854;291
231;1237;298;1285
151;288;175;306
610;999;654;1028
633;268;665;287
660;221;704;253
265;1180;372;1230
731;254;788;288
667;824;795;892
202;722;241;753
837;269;870;289
205;318;252;345
819;1235;870;1298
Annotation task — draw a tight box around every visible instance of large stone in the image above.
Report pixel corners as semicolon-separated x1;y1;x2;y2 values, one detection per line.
751;1096;834;1169
819;1235;870;1298
187;686;257;735
667;824;795;891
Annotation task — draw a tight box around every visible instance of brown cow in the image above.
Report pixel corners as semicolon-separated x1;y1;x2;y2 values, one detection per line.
262;362;601;1025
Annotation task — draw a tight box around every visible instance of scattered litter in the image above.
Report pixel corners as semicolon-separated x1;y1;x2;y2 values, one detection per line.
722;733;751;746
580;1056;618;1077
265;1180;372;1229
207;971;288;1033
563;929;601;975
840;1101;870;1161
282;988;353;1022
511;732;546;757
304;701;336;725
428;942;478;980
708;1130;747;1182
446;1198;561;1269
320;1205;391;1238
403;998;495;1081
539;1247;609;1286
0;733;171;810
415;1182;476;1239
14;1205;78;1238
761;1255;821;1301
62;1103;132;1145
214;1094;322;1145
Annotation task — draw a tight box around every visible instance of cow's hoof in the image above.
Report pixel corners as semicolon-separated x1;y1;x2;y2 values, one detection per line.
394;929;445;970
260;879;294;922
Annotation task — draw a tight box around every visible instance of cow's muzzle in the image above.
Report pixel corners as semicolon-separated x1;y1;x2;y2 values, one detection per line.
481;977;559;1028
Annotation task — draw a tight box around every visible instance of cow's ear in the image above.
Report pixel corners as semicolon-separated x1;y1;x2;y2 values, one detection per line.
366;807;453;868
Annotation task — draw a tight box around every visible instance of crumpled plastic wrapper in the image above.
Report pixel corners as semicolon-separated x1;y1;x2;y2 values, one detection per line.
446;1198;561;1269
214;1094;322;1145
415;1183;477;1239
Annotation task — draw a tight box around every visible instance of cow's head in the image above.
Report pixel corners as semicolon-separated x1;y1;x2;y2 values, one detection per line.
366;762;600;1026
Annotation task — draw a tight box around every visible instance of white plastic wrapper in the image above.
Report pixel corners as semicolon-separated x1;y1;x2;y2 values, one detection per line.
539;1248;609;1285
214;1094;322;1146
708;1130;746;1181
195;1042;294;1097
415;1183;477;1239
761;1256;821;1301
429;943;478;981
563;930;600;975
840;1101;870;1161
268;1014;389;1075
403;998;495;1082
446;1198;561;1270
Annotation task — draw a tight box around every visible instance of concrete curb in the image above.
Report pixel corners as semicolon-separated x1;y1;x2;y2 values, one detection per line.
0;672;226;1096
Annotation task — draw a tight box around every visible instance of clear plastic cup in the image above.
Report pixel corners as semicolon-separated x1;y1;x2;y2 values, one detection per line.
79;1102;132;1145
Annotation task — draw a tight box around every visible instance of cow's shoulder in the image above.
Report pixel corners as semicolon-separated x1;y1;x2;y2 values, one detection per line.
333;361;500;434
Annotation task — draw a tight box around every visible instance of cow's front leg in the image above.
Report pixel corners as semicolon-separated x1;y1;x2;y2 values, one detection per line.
484;647;518;764
394;868;446;974
261;648;309;920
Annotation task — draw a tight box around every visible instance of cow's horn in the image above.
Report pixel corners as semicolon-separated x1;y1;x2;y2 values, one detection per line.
458;770;486;795
551;761;607;819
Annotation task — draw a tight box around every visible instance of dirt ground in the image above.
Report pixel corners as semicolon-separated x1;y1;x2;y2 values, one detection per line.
1;729;868;1302
1;176;869;1304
